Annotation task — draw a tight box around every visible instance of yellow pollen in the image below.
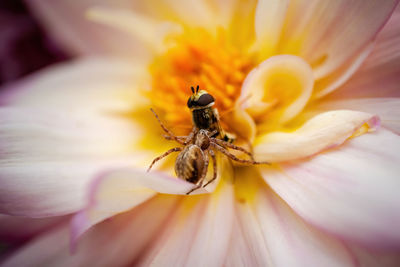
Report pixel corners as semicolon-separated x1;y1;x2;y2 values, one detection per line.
148;29;254;135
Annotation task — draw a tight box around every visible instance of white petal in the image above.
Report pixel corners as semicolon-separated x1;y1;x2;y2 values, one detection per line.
137;182;235;267
314;98;400;134
161;0;218;30
2;195;179;267
262;128;400;248
70;168;198;243
27;0;149;59
226;180;354;267
254;110;379;162
0;59;151;217
0;107;145;217
0;57;149;113
254;0;289;57
86;7;182;54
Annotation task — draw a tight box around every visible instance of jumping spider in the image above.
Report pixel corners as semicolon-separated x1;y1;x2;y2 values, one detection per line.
147;109;269;194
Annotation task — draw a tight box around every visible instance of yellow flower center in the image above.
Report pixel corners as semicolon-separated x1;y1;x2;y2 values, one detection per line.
148;29;255;136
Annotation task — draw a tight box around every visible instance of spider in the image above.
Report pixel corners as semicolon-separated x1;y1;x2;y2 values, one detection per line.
147;109;269;194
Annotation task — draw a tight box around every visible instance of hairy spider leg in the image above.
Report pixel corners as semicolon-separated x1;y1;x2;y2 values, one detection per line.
150;108;185;145
147;147;183;172
211;138;255;160
202;149;217;188
211;143;270;165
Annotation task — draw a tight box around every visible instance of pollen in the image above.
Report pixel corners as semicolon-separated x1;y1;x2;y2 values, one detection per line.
148;29;254;135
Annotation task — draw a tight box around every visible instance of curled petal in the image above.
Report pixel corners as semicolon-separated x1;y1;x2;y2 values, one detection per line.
262;129;400;249
314;98;400;134
241;55;314;124
254;110;379;162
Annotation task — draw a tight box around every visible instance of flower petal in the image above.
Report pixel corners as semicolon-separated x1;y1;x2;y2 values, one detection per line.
71;156;233;242
262;128;400;249
278;0;398;79
70;168;198;244
1;195;179;266
0;107;144;218
326;7;400;99
0;57;149;112
137;181;235;266
254;110;379;162
0;59;151;217
86;6;182;54
0;215;68;243
241;55;314;124
314;98;400;134
225;170;354;267
253;0;289;58
27;0;150;59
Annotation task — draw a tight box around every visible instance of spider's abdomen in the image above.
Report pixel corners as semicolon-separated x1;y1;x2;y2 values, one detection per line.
175;145;205;184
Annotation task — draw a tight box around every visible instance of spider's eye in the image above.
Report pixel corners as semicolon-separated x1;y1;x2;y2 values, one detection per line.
196;93;214;107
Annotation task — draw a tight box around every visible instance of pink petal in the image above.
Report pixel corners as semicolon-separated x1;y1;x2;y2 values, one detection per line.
254;110;379;162
137;182;234;266
327;6;400;99
0;106;145;218
0;59;150;217
346;244;400;267
315;98;400;134
225;186;354;266
70;168;200;244
2;195;179;266
0;215;68;242
262;128;400;249
26;0;150;59
277;0;398;79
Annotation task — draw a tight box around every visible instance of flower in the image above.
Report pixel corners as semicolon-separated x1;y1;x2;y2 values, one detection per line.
1;0;400;266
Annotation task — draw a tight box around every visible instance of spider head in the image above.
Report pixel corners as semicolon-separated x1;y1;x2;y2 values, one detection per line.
195;129;211;150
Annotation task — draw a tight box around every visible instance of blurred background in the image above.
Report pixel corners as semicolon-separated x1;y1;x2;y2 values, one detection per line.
0;0;69;87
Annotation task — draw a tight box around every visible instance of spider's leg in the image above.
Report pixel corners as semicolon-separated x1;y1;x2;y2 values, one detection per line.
184;127;197;145
186;151;209;195
211;143;270;165
150;108;183;144
163;135;187;144
147;147;183;172
203;149;217;188
211;138;254;160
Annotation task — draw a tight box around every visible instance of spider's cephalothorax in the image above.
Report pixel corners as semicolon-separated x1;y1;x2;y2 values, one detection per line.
147;109;269;194
187;85;234;142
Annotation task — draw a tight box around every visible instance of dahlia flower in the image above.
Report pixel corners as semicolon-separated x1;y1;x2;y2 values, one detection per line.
1;0;400;266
